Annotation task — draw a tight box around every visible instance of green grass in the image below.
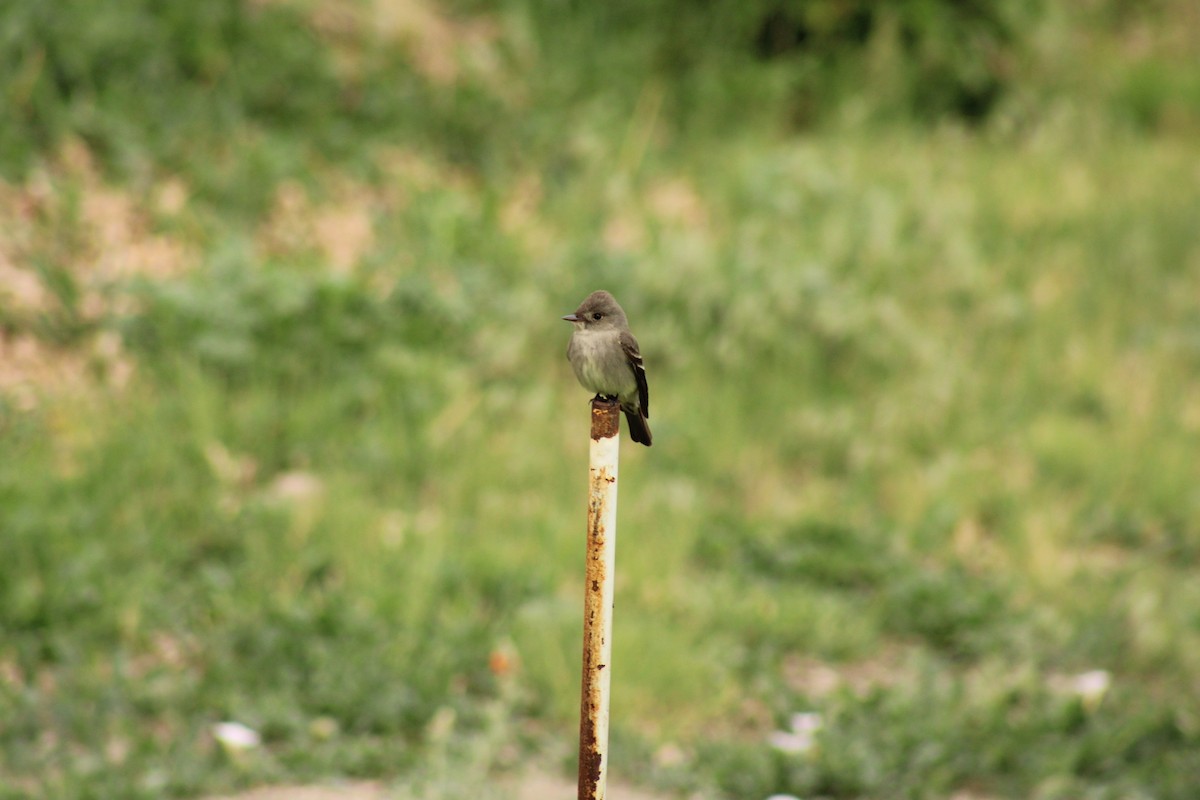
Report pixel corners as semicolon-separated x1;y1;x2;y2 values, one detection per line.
3;1;1200;798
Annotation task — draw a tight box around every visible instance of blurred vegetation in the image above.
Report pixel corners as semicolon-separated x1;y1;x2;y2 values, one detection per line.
2;0;1200;798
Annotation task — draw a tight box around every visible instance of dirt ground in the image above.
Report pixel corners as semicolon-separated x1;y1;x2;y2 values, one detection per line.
203;769;672;800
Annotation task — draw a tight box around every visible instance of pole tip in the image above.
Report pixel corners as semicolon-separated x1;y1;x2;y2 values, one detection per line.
589;397;621;440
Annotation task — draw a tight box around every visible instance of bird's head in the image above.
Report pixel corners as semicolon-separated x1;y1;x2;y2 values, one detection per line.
562;290;628;331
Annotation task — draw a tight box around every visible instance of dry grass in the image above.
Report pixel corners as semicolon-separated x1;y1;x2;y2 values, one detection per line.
0;140;193;403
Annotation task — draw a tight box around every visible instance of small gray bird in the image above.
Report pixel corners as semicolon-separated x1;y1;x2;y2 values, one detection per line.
563;290;653;446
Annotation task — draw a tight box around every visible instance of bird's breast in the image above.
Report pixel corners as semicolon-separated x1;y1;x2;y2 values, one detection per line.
568;329;636;396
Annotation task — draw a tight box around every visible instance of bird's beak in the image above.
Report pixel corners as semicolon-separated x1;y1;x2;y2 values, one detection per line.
562;314;580;322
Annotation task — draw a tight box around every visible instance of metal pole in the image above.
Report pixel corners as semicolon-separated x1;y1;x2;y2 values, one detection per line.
577;397;620;800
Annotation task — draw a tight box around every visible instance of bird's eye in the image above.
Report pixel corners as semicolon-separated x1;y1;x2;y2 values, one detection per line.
592;312;602;320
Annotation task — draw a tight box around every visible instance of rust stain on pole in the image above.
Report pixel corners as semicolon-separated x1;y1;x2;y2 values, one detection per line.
590;398;620;440
578;398;620;800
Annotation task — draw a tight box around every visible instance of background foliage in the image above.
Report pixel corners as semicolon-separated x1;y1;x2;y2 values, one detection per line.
2;1;1200;798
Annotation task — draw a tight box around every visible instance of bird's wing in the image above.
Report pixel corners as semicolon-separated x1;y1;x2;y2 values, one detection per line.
620;330;649;418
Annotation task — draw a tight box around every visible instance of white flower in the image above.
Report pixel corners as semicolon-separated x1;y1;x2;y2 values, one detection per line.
212;721;261;751
769;711;823;755
789;712;823;734
1071;670;1111;709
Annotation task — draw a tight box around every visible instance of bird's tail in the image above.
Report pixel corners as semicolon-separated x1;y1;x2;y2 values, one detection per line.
623;406;653;447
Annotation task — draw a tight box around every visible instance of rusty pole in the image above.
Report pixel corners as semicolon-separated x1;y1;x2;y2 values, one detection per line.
577;397;621;800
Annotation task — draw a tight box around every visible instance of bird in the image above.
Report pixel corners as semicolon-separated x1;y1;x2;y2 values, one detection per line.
562;290;652;446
